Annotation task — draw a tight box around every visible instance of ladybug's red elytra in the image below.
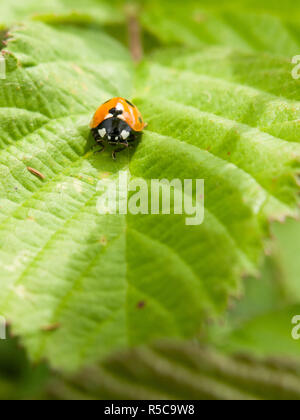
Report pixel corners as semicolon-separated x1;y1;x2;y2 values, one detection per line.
90;97;147;160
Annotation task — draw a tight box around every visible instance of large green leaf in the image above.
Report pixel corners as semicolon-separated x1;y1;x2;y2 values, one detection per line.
0;20;299;371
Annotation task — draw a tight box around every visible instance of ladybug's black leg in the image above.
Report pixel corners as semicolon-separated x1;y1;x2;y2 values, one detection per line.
93;141;105;155
112;143;129;160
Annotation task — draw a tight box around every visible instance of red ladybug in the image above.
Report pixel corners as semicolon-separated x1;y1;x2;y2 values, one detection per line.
90;97;147;159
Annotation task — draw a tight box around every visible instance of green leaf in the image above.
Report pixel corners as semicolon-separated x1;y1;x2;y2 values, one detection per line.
56;341;300;400
0;20;299;371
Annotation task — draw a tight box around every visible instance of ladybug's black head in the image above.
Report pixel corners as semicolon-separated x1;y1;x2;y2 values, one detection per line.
92;106;132;144
91;106;140;148
96;116;132;145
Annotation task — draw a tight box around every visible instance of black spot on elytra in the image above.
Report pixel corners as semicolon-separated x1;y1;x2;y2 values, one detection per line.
109;107;123;116
126;99;135;107
138;117;143;123
137;301;146;309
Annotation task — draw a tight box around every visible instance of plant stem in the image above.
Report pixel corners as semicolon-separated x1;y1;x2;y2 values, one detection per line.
127;5;143;63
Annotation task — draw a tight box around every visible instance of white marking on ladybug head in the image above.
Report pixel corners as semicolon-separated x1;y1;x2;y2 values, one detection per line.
121;130;130;140
98;128;106;138
116;103;124;112
108;135;111;140
117;114;125;121
104;113;113;120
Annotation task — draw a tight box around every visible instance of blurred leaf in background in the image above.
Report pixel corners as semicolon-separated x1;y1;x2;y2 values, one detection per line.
140;0;300;55
207;219;300;359
0;0;123;26
0;336;49;400
60;340;300;400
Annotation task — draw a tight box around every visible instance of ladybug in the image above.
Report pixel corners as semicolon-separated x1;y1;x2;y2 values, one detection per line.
90;97;147;159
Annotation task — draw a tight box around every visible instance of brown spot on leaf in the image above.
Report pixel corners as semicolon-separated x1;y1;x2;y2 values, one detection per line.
27;167;45;180
100;236;108;246
137;301;146;309
41;323;61;332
